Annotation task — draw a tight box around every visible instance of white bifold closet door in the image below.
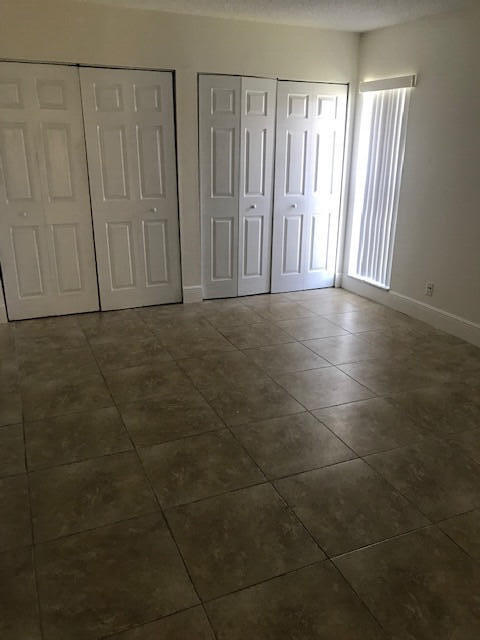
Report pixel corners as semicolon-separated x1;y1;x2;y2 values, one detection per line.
199;74;276;299
80;68;182;311
0;62;99;320
271;81;347;293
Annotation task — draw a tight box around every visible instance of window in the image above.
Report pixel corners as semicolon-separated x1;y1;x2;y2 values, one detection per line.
348;77;414;289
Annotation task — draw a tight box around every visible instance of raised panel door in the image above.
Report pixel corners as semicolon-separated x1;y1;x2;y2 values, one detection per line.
0;62;99;319
199;74;241;299
271;80;347;293
80;67;181;310
238;76;276;296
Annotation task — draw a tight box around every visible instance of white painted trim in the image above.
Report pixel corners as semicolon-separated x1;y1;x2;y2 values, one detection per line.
0;281;7;323
342;274;480;347
359;75;416;93
182;285;203;304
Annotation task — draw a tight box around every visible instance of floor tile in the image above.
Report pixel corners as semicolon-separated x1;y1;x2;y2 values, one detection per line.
339;357;449;394
15;316;87;352
14;314;80;338
302;297;366;315
0;547;41;640
233;412;355;478
250;301;316;321
91;335;172;371
78;309;150;343
388;385;480;435
0;323;16;353
366;437;480;520
206;561;384;640
240;293;289;307
276;458;428;556
36;513;198;640
447;428;480;463
157;323;236;358
0;352;18;377
21;372;113;421
25;406;132;470
166;483;323;600
18;346;99;381
120;398;222;446
108;606;215;639
418;342;480;374
0;475;31;552
324;309;393;333
303;333;399;365
138;303;205;326
315;398;426;456
15;330;88;353
439;509;480;561
242;342;330;374
0;424;25;477
178;350;266;389
218;322;293;349
204;306;264;328
274;367;374;410
140;430;264;507
30;451;157;542
276;316;348;341
105;362;200;404
355;326;423;353
196;377;304;426
334;527;480;640
0;382;22;426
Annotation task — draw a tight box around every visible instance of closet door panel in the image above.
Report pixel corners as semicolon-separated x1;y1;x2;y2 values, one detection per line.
271;81;347;293
0;62;99;319
199;74;241;299
80;67;181;310
304;85;347;289
238;77;276;296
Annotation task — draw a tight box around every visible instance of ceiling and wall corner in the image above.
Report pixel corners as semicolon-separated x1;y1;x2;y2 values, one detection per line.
75;0;476;32
342;3;480;343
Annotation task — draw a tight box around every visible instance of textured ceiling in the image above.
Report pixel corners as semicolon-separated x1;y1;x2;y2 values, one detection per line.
77;0;474;31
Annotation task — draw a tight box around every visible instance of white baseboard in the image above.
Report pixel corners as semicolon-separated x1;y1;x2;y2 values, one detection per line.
342;274;480;347
182;285;203;304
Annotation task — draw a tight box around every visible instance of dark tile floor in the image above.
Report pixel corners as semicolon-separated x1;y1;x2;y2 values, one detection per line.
1;288;480;639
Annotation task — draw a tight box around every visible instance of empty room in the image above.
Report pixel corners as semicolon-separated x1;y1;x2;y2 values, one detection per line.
1;0;480;638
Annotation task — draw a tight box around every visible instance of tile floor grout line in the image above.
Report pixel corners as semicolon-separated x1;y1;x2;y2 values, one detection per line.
97;602;208;639
359;451;435;525
5;295;480;638
329;558;391;636
173;348;340;569
22;419;47;640
146;343;337;619
200;557;329;606
434;522;480;565
99;346;222;640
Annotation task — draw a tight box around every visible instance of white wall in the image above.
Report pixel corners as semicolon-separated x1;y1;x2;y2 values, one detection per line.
343;6;480;342
0;0;358;303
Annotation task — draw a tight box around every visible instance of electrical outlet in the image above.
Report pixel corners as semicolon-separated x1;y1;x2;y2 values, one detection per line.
425;282;434;297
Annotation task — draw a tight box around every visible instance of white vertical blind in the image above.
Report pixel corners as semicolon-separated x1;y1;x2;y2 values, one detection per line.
349;87;412;289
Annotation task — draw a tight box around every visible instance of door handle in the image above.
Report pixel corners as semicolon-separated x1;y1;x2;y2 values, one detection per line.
291;203;298;209
149;207;158;213
19;211;29;218
249;204;257;209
